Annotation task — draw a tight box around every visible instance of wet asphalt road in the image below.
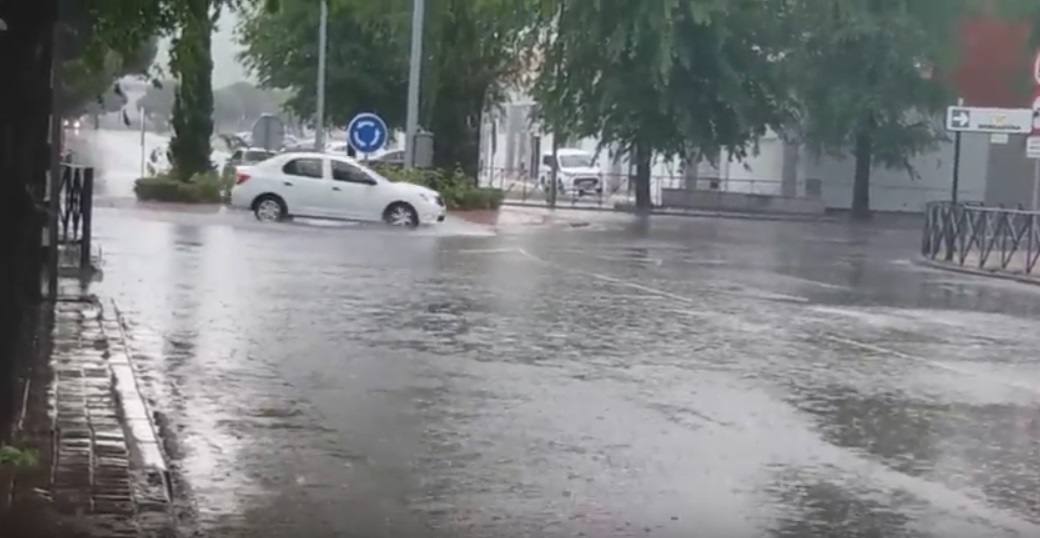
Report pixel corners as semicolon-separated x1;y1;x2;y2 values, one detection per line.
77;130;1040;537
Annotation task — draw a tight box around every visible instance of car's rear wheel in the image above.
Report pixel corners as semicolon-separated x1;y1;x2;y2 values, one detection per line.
384;202;419;228
254;195;287;222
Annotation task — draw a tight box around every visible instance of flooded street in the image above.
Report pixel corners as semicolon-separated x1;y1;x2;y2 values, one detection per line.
83;198;1040;537
59;128;1040;537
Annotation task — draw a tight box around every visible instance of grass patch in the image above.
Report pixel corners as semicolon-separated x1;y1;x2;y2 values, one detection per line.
0;445;39;468
371;165;504;211
134;171;231;203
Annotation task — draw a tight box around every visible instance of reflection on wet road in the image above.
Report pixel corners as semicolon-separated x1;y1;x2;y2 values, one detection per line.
91;204;1040;537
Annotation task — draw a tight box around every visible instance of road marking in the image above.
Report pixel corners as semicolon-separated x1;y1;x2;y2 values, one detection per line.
821;334;1040;396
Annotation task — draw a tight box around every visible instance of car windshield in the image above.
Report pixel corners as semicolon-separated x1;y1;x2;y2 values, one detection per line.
244;150;273;162
559;154;594;168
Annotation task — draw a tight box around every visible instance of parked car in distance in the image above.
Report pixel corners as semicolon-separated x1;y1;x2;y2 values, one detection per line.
222;147;276;178
539;148;603;196
229;152;446;227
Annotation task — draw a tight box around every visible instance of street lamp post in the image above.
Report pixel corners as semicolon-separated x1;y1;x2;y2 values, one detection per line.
314;0;328;151
404;0;425;168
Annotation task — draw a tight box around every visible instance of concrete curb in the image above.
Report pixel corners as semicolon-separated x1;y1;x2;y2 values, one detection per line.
107;302;172;503
501;200;834;223
913;257;1040;286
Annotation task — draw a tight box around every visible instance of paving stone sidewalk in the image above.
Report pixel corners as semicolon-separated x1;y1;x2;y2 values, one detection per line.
4;293;172;537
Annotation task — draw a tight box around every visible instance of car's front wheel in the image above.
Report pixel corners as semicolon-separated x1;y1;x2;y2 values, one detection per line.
384;202;419;228
253;195;287;222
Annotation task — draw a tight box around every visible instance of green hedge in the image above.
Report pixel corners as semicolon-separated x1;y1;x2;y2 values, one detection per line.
134;172;230;203
372;165;504;211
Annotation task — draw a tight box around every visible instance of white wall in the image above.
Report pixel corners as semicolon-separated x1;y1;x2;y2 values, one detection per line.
802;134;989;212
478;95;997;212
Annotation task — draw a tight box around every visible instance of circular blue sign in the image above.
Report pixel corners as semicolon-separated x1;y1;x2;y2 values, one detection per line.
346;113;388;154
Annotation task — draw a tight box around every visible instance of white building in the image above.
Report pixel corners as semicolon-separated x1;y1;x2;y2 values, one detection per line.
479;94;1029;212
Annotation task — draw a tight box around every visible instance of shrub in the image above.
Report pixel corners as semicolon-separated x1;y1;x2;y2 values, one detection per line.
0;445;38;468
134;171;226;203
371;165;503;211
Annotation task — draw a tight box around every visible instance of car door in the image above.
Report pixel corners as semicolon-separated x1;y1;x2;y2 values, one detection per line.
329;159;382;221
278;157;328;217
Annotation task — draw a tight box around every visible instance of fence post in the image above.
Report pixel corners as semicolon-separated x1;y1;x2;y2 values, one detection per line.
79;167;93;271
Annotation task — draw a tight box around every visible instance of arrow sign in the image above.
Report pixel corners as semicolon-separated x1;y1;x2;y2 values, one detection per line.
946;106;1032;134
950;109;970;129
346;113;388;154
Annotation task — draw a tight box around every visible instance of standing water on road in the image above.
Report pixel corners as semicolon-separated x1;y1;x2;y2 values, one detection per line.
87;202;1040;537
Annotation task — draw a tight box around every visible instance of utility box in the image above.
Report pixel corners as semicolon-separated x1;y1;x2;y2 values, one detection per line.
414;130;434;168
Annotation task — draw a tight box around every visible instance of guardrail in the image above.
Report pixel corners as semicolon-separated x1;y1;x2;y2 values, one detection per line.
922;201;1040;275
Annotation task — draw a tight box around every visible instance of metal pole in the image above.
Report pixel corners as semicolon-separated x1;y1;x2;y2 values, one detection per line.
404;0;425;168
48;13;64;300
140;107;146;179
1033;157;1040;210
951;131;961;203
314;0;328;151
549;135;559;208
951;97;964;204
80;168;94;272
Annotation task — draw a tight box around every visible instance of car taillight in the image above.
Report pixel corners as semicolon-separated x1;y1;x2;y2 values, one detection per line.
235;171;251;185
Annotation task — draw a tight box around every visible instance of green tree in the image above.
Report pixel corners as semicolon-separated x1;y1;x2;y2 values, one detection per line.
167;0;218;180
239;0;408;132
533;0;790;211
239;0;535;175
781;0;976;218
419;0;536;174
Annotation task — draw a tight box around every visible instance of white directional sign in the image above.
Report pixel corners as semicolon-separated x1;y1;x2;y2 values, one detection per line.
945;106;1033;134
1027;136;1040;159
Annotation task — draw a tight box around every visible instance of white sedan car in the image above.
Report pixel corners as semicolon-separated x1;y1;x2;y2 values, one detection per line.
230;152;446;227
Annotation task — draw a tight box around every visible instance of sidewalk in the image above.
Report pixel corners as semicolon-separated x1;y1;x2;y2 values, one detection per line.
917;257;1040;286
1;283;172;537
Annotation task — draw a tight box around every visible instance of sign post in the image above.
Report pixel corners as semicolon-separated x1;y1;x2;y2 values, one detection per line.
951;99;964;203
944;106;1033;134
945;104;1033;204
346;113;389;157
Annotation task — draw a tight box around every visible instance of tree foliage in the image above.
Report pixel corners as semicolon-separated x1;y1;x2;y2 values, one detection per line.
167;0;217;179
238;0;536;175
780;0;976;217
533;0;791;209
238;0;408;130
139;80;286;131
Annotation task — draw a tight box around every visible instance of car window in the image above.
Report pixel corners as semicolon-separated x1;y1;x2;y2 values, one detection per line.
331;160;375;184
230;150;243;161
245;150;273;162
282;158;324;179
560;154;594;168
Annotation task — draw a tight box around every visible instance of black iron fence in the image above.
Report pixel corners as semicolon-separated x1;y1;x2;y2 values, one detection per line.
479;166;797;208
56;164;94;272
922;202;1040;275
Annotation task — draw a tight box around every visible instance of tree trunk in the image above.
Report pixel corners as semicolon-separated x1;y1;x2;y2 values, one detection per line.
0;1;57;435
852;127;872;219
634;143;652;212
430;81;485;180
169;0;215;180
